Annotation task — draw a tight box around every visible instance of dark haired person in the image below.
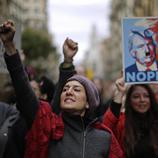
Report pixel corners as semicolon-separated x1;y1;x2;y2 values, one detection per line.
104;77;158;158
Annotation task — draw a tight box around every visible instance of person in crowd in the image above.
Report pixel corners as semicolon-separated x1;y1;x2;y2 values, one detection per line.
92;76;109;113
75;64;86;76
39;76;55;103
92;76;105;101
3;82;16;104
51;37;77;114
52;38;110;116
30;80;42;99
0;101;27;158
0;20;124;158
25;65;36;80
0;22;28;158
103;77;158;158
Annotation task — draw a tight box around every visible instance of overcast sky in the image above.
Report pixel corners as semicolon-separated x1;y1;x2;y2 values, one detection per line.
47;0;111;63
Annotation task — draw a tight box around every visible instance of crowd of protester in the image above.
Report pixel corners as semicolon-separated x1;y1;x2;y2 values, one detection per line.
0;19;158;158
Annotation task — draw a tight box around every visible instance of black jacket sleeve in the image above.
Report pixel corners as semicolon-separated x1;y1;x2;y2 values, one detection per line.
51;62;76;114
110;100;122;118
4;52;39;128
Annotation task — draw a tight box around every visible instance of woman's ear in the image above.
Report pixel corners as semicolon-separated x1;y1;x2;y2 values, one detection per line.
85;103;89;109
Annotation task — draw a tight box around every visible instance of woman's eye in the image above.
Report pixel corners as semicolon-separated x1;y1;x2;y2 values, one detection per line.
132;95;139;98
62;88;68;92
74;88;80;92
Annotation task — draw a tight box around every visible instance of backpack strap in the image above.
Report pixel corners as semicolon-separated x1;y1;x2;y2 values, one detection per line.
0;111;19;158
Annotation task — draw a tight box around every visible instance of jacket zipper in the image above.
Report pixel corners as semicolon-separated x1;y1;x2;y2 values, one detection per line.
81;117;86;158
82;130;86;158
81;117;98;158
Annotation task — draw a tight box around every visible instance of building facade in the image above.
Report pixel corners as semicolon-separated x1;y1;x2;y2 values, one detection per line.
22;0;47;30
0;0;48;101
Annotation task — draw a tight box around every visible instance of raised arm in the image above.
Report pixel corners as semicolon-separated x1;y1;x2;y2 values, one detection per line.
52;38;78;114
59;37;78;81
103;77;126;131
111;77;126;116
0;20;38;128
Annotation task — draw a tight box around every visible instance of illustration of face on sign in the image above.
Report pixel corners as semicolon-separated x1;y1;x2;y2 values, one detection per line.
123;17;158;84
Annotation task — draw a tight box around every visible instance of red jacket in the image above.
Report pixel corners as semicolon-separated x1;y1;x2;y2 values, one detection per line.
103;109;125;151
24;101;124;158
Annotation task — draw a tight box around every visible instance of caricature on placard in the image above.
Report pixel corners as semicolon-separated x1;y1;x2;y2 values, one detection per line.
122;17;158;84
